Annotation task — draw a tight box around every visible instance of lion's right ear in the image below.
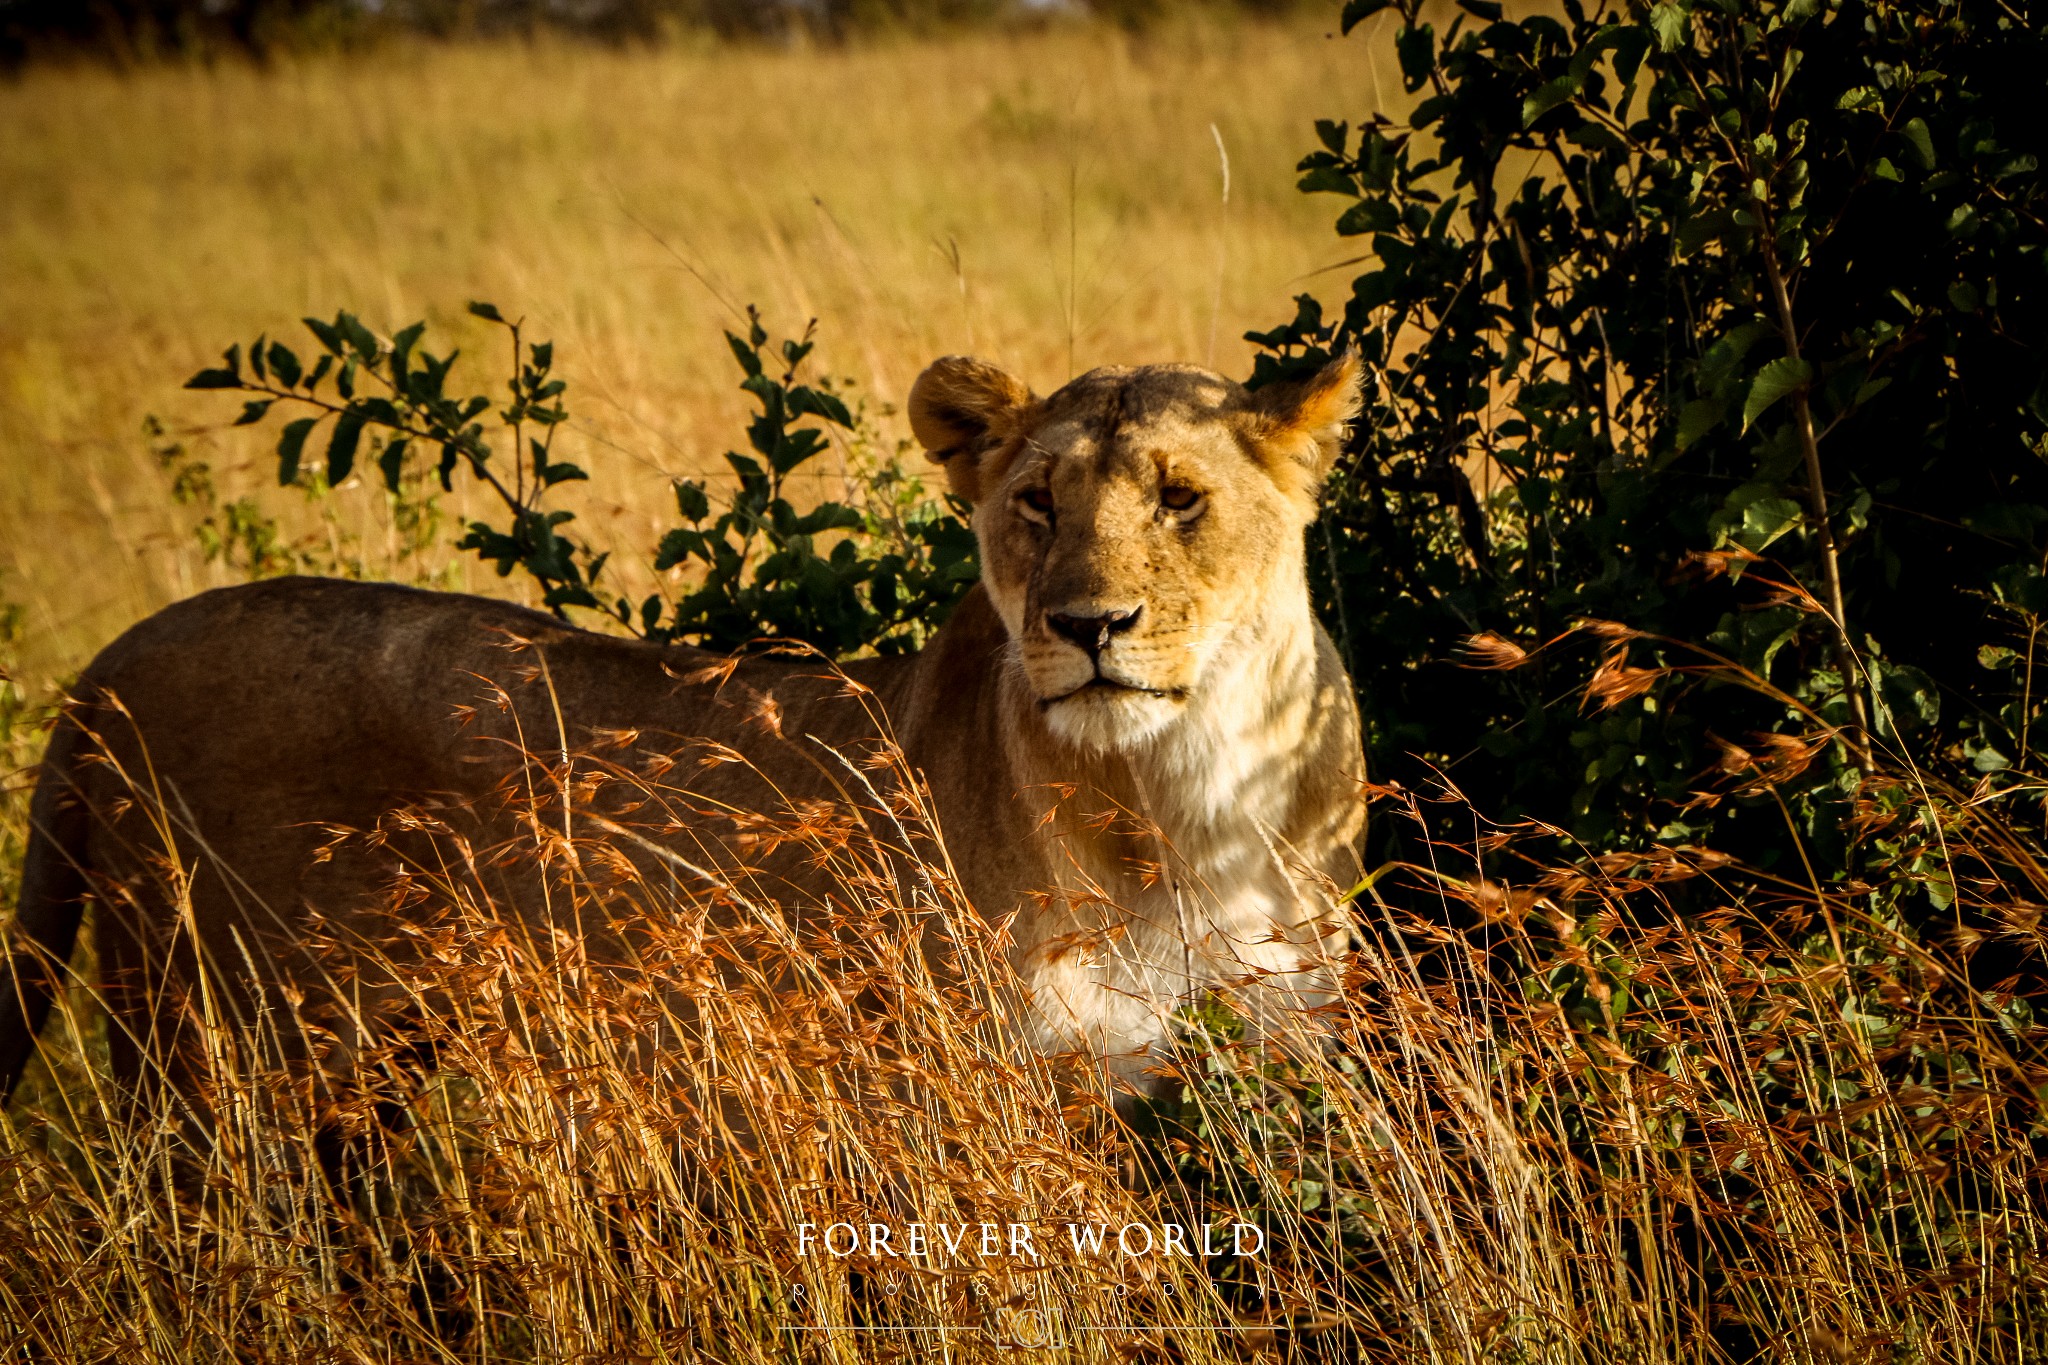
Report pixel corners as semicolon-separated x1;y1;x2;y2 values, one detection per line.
908;356;1037;504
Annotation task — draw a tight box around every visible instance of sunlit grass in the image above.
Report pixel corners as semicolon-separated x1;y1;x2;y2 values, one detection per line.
0;12;1393;682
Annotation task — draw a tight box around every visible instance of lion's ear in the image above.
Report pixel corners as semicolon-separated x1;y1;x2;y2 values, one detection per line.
908;356;1037;504
1242;351;1364;509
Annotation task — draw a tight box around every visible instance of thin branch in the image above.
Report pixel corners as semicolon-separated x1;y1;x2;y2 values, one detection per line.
1752;198;1875;772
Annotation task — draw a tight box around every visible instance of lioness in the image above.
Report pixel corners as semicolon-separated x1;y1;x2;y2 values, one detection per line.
0;352;1366;1105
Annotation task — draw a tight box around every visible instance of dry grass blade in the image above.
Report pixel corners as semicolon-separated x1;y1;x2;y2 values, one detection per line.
1458;632;1531;671
2;697;2046;1360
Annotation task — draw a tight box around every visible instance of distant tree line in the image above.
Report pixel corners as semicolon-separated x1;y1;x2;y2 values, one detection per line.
0;0;1305;66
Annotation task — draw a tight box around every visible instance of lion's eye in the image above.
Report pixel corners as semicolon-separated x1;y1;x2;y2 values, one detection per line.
1019;488;1055;517
1160;484;1203;513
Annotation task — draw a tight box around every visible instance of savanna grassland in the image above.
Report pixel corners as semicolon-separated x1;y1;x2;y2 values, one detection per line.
4;3;2048;1361
0;11;1394;684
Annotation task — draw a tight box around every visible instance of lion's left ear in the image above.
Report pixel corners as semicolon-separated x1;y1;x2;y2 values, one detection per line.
1241;351;1364;509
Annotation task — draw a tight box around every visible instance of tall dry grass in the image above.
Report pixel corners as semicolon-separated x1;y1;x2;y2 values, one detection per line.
0;11;1395;683
3;660;2042;1360
0;680;1190;1359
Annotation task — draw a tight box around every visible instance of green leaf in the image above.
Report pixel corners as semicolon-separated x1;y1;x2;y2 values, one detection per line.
724;331;765;378
792;387;853;428
266;341;303;389
1698;321;1772;395
327;410;367;486
542;462;588;486
1648;2;1687;51
1568;123;1625;152
1676;207;1732;257
468;301;505;323
1900;117;1936;171
1455;0;1502;18
1297;166;1357;196
185;368;242;390
675;479;711;522
1874;659;1940;736
378;437;410;493
337;312;380;363
654;528;705;571
1742;356;1812;432
1395;24;1436;90
276;418;318;485
1736;496;1805;553
544;584;599;611
303;316;344;355
1566;27;1629;84
1339;0;1393;32
1335;199;1401;236
390;322;426;381
794;503;865;535
1743;605;1806;678
1963;501;2048;540
1994;567;2048;614
233;399;274;426
1972;744;2011;774
345;398;396;427
1522;76;1580;128
1676;399;1723;451
770;428;831;476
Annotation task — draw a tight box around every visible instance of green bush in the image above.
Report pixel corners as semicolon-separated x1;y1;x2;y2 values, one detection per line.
650;314;978;656
183;303;976;659
1249;0;2046;882
1200;5;2048;1336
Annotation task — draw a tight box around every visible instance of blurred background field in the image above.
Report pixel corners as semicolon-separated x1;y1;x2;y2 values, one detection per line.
0;9;1388;684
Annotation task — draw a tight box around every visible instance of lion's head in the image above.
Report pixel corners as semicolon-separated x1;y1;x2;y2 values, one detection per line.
908;353;1362;753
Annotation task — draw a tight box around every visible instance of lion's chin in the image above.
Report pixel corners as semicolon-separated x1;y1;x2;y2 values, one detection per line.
1039;682;1184;752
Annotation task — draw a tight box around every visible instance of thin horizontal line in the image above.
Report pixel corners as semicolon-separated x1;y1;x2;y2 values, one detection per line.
1069;1327;1248;1334
781;1325;1250;1334
782;1327;965;1334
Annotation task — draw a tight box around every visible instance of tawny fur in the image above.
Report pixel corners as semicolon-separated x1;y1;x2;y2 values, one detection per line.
2;354;1367;1101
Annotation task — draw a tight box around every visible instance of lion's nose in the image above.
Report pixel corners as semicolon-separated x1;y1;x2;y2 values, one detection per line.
1046;605;1142;655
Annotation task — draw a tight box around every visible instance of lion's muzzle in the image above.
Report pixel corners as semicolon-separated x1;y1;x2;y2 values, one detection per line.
1044;604;1142;657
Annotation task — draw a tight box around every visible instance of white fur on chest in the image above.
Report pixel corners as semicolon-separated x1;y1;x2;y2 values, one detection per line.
1004;615;1353;1080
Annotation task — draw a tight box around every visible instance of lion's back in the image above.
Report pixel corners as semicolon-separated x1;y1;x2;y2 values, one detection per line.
58;578;919;1014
